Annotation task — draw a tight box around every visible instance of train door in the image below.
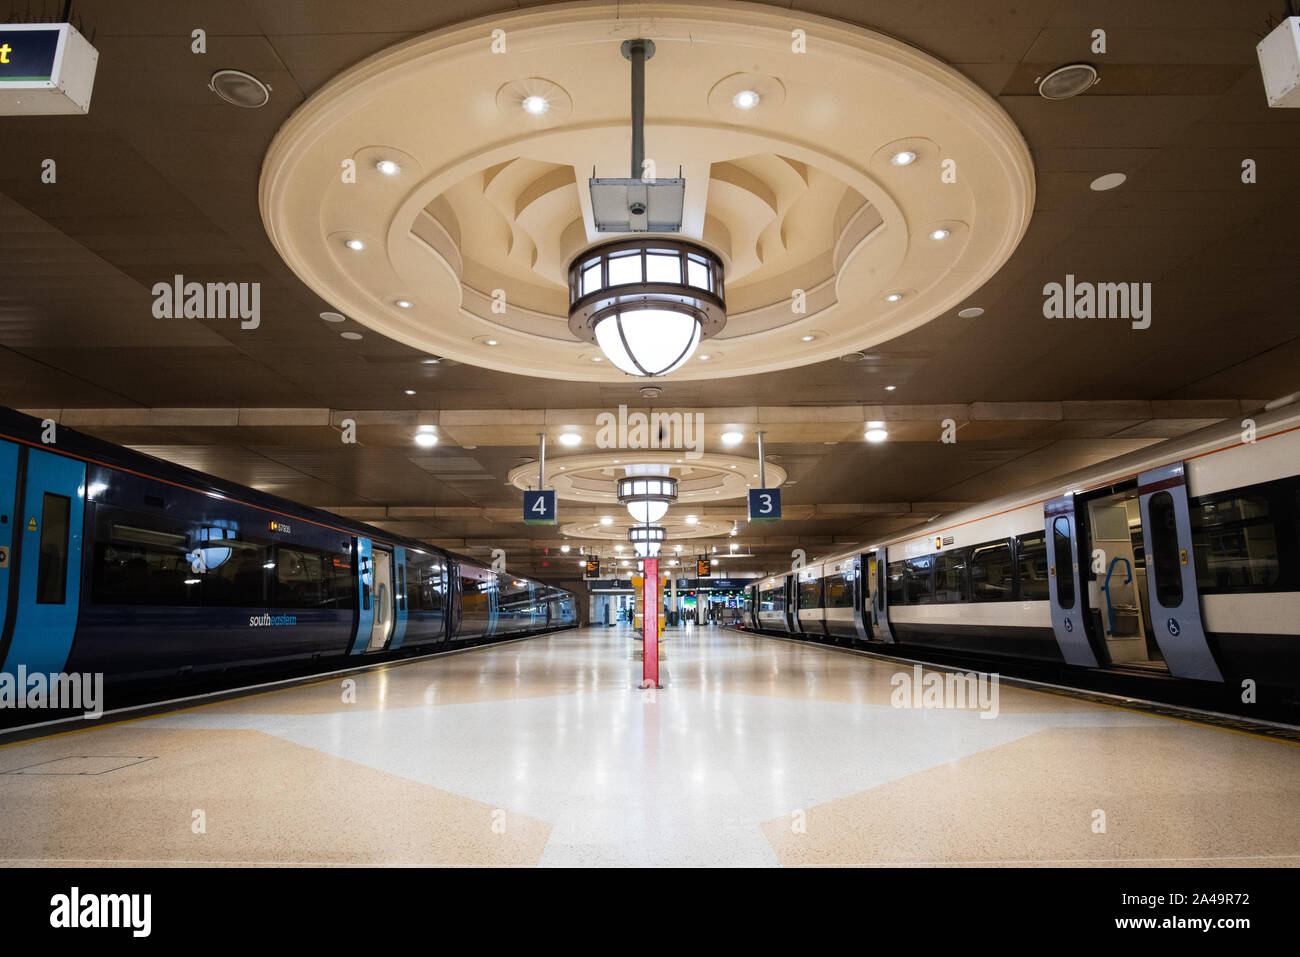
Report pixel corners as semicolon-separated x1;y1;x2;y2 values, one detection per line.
349;537;374;654
855;552;882;643
450;564;464;640
783;574;799;633
1043;496;1100;667
388;547;409;650
365;547;395;651
1081;485;1168;673
875;548;896;643
1;448;86;676
1136;464;1223;681
796;566;824;637
0;442;19;660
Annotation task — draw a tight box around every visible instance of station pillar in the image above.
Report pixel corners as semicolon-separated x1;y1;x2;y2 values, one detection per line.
642;558;660;688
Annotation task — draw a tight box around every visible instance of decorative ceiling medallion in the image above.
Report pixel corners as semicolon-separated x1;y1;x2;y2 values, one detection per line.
507;450;786;503
261;2;1034;381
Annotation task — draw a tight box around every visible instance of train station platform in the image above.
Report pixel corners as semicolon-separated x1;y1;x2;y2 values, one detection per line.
2;625;1296;869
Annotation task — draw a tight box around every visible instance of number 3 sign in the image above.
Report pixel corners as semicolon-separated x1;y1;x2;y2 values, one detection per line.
748;488;781;522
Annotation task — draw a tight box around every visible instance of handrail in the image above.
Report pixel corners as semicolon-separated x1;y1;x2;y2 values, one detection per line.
1099;555;1133;636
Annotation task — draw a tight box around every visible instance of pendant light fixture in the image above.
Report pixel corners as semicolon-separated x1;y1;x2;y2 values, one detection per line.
568;38;728;375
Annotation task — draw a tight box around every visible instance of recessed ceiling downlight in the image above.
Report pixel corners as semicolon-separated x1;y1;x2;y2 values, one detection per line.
1090;172;1127;191
732;89;760;110
522;94;550;115
208;69;271;108
890;150;917;166
1037;63;1098;100
957;307;985;318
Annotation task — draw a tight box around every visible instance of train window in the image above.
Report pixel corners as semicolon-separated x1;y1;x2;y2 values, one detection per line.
1147;492;1184;607
275;546;326;608
934;550;969;603
1016;532;1050;601
971;541;1014;602
905;556;934;604
273;545;353;609
1190;492;1280;592
201;535;271;607
799;579;821;608
760;585;784;613
1051;518;1075;609
407;558;445;612
886;561;906;605
825;573;853;608
92;512;198;606
326;554;355;606
36;493;71;604
460;570;493;625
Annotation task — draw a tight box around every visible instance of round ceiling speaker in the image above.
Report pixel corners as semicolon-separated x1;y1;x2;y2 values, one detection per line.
1037;63;1098;100
209;69;272;108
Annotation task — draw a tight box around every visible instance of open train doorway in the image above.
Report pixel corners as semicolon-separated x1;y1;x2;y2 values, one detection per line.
366;547;395;651
1082;486;1168;673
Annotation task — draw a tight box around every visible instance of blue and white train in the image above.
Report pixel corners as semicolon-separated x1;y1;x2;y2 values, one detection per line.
0;406;574;716
745;403;1300;715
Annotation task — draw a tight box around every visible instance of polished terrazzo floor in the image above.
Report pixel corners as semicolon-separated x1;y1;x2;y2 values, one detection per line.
1;624;1297;867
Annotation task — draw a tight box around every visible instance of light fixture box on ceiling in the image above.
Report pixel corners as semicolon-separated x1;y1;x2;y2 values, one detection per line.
590;177;685;232
1257;16;1300;107
0;22;98;115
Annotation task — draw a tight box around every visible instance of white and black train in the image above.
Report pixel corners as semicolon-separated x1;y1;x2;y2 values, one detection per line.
745;402;1300;719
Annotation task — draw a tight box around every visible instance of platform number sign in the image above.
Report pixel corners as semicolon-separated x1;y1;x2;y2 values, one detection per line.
523;490;557;525
585;558;600;579
748;487;781;522
697;557;711;577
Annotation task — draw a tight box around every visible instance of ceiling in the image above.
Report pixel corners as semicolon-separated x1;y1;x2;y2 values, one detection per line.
258;3;1034;379
2;0;1298;581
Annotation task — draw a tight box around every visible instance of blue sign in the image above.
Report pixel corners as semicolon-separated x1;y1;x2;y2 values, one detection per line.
748;487;781;522
523;490;556;525
0;27;60;82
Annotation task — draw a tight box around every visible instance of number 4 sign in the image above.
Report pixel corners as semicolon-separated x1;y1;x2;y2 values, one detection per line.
748;488;781;522
523;490;557;525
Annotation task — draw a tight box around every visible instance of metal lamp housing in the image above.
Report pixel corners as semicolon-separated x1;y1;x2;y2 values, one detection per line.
568;239;726;376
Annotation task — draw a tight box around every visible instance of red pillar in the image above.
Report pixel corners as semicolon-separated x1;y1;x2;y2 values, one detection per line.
641;557;660;688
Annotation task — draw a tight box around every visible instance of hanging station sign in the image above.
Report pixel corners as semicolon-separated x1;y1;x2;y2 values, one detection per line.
0;23;98;115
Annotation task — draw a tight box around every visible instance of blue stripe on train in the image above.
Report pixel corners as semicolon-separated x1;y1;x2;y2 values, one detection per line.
349;537;374;654
390;546;408;649
0;442;18;644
